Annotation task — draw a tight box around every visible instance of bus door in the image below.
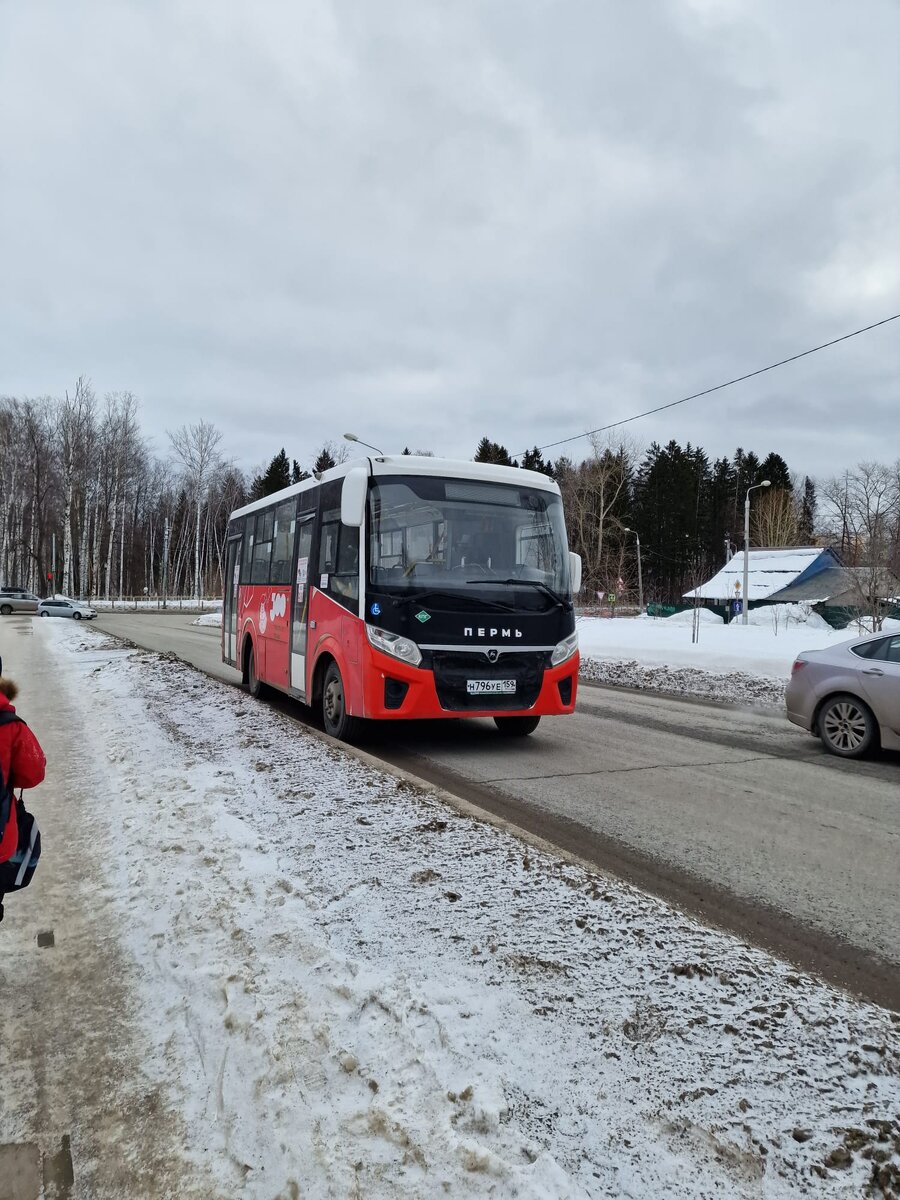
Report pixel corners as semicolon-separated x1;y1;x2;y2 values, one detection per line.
223;532;242;665
290;514;315;697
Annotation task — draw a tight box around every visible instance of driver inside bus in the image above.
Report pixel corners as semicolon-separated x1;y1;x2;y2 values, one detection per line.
333;534;359;602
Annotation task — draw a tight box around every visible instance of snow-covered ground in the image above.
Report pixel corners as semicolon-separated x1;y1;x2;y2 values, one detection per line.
91;597;223;611
576;612;891;707
11;621;898;1198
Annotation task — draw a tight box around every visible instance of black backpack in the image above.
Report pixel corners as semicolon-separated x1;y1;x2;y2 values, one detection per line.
0;710;42;910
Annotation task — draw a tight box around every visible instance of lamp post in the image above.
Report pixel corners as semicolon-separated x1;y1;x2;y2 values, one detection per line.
742;480;771;624
344;432;384;455
622;527;643;615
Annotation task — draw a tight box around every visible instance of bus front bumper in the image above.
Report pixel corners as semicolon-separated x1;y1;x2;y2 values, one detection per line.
360;645;579;721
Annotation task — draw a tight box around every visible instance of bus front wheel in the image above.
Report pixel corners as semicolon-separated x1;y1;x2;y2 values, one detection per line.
322;661;360;742
493;715;541;737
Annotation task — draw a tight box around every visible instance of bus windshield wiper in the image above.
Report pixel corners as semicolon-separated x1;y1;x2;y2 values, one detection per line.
475;578;572;610
397;588;516;613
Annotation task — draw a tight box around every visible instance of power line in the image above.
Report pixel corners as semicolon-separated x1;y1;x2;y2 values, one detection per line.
516;313;900;458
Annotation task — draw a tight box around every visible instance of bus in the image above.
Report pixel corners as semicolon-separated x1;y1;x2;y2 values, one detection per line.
223;455;582;740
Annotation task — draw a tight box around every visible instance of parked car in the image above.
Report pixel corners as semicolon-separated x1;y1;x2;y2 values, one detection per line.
36;598;98;621
0;587;41;615
786;631;900;758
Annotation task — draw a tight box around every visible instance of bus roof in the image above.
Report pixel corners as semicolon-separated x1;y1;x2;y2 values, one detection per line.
230;455;561;522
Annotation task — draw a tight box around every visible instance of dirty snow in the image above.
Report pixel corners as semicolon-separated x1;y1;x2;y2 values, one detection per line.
10;620;898;1198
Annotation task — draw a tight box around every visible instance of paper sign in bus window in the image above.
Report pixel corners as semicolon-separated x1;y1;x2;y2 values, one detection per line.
296;555;308;602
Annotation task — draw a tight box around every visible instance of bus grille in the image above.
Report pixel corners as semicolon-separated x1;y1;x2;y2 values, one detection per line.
431;651;545;712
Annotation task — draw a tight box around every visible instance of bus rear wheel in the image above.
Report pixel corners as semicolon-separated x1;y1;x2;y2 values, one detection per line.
246;642;264;699
493;715;541;737
322;661;360;742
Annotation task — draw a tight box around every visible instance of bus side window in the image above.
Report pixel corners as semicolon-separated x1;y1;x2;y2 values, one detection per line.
270;500;295;585
251;509;274;584
333;527;359;606
318;516;340;577
240;521;254;583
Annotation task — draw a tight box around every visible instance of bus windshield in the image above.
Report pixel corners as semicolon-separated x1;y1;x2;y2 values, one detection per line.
367;476;570;598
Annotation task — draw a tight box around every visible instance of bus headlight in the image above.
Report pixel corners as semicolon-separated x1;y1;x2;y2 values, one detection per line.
366;624;423;667
550;632;578;667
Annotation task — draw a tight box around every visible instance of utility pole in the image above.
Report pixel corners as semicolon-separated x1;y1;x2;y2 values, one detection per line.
162;516;170;610
622;528;644;615
742;481;771;624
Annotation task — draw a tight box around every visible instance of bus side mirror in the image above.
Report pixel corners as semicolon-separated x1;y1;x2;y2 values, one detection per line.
569;552;582;594
341;467;368;528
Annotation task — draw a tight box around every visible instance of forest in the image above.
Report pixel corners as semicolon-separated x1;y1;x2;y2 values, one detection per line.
1;385;897;606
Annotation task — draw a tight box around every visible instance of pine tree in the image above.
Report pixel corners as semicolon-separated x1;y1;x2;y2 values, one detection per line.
474;438;515;466
249;449;291;500
798;476;817;542
760;452;792;492
521;446;554;477
313;447;336;473
291;459;310;485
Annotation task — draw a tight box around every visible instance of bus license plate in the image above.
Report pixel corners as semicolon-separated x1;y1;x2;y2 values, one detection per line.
467;679;516;695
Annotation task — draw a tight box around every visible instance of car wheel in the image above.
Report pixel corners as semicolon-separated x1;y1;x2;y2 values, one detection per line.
39;611;49;617
493;715;541;737
73;611;82;620
0;604;12;616
322;661;360;741
246;643;264;698
818;694;877;759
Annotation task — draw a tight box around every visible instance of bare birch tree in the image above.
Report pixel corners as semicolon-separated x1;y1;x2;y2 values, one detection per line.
169;420;224;603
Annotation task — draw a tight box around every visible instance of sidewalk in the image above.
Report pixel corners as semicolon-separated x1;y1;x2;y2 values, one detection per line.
0;619;213;1198
1;618;898;1199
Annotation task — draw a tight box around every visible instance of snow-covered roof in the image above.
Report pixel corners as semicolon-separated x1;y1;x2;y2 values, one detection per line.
684;547;832;602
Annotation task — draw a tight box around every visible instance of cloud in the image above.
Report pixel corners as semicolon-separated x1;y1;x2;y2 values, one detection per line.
0;0;897;478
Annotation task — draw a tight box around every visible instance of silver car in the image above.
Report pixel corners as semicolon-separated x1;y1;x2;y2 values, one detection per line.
36;598;98;621
0;588;41;615
786;630;900;758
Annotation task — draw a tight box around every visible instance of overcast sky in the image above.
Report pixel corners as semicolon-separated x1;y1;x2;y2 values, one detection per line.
1;0;898;479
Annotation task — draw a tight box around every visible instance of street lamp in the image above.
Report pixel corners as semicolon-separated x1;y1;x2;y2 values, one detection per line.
742;480;771;624
344;432;384;455
622;527;643;615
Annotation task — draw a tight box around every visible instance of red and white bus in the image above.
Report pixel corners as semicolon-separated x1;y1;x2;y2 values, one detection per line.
223;456;582;740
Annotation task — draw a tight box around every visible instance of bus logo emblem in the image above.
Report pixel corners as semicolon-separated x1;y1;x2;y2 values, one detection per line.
415;610;431;623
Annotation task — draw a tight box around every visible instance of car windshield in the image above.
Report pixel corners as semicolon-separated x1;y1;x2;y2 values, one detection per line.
367;476;570;601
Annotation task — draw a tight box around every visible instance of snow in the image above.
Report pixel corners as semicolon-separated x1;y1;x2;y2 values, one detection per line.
13;620;898;1197
193;610;224;627
577;614;858;683
660;606;724;625
90;598;223;610
686;548;824;602
742;603;833;631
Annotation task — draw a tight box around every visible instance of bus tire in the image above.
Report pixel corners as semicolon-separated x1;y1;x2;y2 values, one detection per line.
322;660;360;742
493;715;541;737
245;641;264;699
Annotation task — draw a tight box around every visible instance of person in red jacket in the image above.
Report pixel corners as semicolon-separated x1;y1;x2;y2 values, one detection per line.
0;671;47;922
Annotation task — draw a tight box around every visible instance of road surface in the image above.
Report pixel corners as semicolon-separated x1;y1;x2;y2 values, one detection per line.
91;611;900;1008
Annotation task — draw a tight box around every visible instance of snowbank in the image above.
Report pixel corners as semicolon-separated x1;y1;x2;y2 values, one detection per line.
192;610;223;627
577;615;857;681
27;620;900;1199
742;603;833;631
663;606;723;625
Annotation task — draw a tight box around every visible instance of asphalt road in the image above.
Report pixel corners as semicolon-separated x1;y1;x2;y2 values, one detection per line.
90;610;900;1008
